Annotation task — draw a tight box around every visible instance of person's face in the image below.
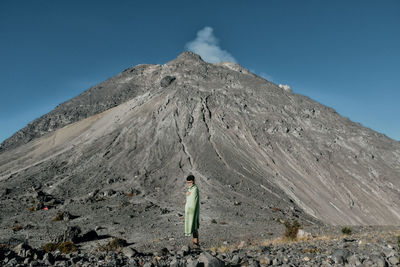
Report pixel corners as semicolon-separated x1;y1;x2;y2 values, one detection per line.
187;180;194;187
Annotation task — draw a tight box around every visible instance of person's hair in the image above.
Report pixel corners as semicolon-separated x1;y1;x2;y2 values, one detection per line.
186;175;195;181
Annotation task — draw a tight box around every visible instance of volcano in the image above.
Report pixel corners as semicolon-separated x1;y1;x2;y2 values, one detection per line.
1;52;399;249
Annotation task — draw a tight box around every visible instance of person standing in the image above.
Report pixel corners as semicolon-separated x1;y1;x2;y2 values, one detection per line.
185;175;200;247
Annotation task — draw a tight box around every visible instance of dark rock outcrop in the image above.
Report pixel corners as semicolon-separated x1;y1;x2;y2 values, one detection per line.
160;76;176;88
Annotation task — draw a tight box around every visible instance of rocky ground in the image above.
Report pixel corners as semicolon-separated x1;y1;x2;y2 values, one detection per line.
1;226;400;266
0;182;318;255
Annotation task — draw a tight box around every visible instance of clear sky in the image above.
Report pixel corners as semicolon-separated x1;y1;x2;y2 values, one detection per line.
1;0;399;142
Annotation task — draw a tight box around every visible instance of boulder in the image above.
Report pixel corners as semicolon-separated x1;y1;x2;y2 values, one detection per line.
122;247;138;258
62;211;73;221
2;188;11;196
160;76;176;88
7;237;26;247
259;255;271;265
296;229;312;239
13;242;31;257
181;245;190;256
5;258;18;266
370;255;386;267
388;256;399;265
79;230;98;242
104;189;116;197
331;248;351;264
186;257;199;267
54;225;81;243
198;252;224;267
43;252;55;265
169;257;178;267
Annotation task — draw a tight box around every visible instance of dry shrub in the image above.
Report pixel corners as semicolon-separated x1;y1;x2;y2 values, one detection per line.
12;224;23;232
301;247;321;254
208;240;251;254
217;245;230;254
209;246;217;253
397;236;400;251
58;241;78;254
43;241;78;254
341;227;352;235
43;243;59;253
284;220;301;240
52;211;65;221
97;237;127;252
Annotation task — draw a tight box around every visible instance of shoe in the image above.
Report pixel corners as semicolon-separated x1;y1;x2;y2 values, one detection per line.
190;241;200;249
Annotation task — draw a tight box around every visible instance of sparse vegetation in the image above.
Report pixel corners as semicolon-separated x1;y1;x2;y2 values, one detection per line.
95;196;105;202
28;206;37;212
58;241;78;254
0;243;8;250
109;237;127;248
209;245;229;254
52;211;65;221
43;241;78;254
271;207;280;212
28;201;44;211
209;240;254;255
12;224;23;232
341;227;352;235
43;242;59;253
217;245;229;254
397;236;400;251
301;247;321;254
284;220;301;240
97;237;127;252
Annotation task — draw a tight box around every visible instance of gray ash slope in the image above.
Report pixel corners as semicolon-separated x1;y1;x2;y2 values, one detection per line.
0;52;400;249
0;63;158;153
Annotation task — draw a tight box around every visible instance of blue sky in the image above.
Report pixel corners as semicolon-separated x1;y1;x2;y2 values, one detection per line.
0;0;399;142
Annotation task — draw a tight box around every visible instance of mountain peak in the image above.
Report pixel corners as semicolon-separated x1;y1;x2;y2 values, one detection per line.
175;51;204;62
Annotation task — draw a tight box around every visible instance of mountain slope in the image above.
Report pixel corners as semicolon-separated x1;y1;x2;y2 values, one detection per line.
0;63;161;153
0;52;399;248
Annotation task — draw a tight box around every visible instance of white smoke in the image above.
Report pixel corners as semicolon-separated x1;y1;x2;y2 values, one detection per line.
185;26;236;63
279;84;292;91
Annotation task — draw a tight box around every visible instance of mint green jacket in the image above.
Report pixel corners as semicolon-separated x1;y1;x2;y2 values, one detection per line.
185;184;200;236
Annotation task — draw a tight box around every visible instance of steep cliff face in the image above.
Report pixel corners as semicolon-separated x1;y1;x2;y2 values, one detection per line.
0;52;399;247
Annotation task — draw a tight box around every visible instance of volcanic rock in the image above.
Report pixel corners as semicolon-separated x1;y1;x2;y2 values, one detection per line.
160;75;176;88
